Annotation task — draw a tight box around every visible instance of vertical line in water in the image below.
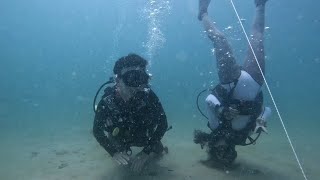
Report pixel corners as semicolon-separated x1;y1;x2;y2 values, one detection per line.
229;1;308;179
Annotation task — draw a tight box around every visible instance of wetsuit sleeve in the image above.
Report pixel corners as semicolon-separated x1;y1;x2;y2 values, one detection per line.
93;99;118;156
142;92;168;154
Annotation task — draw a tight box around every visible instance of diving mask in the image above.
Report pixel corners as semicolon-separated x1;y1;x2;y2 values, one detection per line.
119;70;149;87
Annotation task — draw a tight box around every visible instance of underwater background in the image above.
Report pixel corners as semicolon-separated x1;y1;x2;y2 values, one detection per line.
0;0;319;179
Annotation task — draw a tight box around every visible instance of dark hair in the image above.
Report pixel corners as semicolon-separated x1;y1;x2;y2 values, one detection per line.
113;53;148;75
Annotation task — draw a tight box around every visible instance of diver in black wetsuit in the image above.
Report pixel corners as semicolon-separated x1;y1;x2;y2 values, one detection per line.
93;53;168;173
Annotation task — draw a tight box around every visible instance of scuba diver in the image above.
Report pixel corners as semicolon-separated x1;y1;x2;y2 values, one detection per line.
93;53;168;173
194;0;272;166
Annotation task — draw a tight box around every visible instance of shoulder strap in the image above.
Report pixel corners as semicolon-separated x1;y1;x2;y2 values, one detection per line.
211;80;238;106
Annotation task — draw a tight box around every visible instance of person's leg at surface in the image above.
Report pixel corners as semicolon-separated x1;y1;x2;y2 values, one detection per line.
198;0;241;84
243;0;268;85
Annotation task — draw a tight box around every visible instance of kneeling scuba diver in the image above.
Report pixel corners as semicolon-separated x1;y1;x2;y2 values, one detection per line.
93;65;171;173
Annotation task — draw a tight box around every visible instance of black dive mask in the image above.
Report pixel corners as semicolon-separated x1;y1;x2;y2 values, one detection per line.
119;70;149;87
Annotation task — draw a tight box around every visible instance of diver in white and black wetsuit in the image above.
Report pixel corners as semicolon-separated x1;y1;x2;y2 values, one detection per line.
194;0;271;165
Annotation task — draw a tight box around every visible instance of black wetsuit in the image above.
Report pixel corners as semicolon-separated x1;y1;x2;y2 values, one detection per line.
93;86;168;156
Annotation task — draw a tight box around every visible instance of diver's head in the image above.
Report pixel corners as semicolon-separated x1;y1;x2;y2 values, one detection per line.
113;53;150;100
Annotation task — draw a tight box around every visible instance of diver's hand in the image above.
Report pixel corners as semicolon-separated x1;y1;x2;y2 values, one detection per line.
112;152;130;165
130;151;155;173
254;118;268;134
216;105;239;120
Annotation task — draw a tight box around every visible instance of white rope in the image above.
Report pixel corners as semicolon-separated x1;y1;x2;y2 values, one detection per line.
229;1;308;179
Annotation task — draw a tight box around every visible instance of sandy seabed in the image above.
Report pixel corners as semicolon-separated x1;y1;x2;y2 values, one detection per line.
0;123;318;180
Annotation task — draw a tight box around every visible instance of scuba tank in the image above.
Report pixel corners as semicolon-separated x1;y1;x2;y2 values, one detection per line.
93;77;115;113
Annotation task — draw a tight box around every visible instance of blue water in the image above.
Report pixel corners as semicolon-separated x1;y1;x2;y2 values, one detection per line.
0;0;319;179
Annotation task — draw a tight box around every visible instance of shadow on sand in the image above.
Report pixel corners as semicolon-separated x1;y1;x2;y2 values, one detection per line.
100;163;177;180
200;158;293;180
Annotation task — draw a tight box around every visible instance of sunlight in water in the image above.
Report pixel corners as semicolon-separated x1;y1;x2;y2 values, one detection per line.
142;0;171;63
